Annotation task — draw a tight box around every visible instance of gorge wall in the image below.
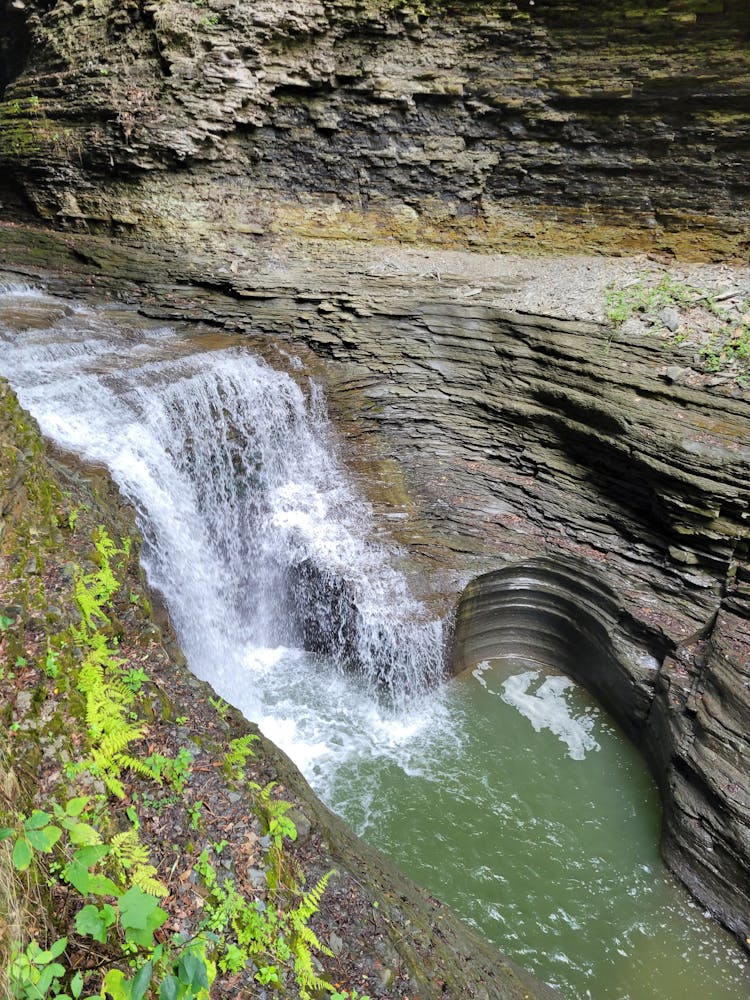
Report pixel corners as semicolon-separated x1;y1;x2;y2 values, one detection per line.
3;229;745;951
0;0;749;258
139;250;750;950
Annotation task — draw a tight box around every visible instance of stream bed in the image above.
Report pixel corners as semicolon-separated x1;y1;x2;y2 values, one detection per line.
0;282;747;999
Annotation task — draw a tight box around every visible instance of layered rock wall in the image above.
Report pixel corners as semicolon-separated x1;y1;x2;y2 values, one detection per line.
1;0;748;256
138;253;750;947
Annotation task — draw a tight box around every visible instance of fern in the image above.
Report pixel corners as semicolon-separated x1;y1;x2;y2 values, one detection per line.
224;733;258;781
286;872;334;998
110;829;168;898
290;870;333;928
73;529;151;798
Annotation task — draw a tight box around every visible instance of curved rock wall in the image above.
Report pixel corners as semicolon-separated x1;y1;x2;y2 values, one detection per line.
449;557;659;742
1;0;749;256
449;557;750;947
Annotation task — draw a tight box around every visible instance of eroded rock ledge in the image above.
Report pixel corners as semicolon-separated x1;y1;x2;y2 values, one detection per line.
1;0;749;257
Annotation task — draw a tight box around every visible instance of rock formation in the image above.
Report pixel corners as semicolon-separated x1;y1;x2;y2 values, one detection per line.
1;0;748;257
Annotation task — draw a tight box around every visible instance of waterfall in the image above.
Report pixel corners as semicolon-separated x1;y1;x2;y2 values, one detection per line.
0;283;444;721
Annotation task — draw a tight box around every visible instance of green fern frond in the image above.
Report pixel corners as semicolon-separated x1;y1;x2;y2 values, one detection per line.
292;937;331;1000
291;870;333;926
133;868;169;898
101;770;125;799
98;726;144;759
292;921;332;957
110;829;149;868
116;753;158;781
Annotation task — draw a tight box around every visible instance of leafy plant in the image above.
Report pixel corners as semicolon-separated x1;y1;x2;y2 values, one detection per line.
193;847;333;998
122;667;148;693
109;827;168;898
156;939;215;1000
207;696;229;719
0;810;63;871
223;733;257;782
604;274;693;326
9;937;68;1000
187;801;203;831
43;647;60;679
75;902;117;944
118;886;169;949
143;748;193;794
101;962;153;1000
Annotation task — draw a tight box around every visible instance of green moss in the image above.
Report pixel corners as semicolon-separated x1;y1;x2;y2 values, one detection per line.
0;97;46;157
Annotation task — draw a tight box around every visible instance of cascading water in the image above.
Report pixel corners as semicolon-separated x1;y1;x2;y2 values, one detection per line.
1;282;748;1000
0;282;443;709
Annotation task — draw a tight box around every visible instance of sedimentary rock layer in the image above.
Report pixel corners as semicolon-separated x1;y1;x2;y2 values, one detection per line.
126;242;750;948
1;0;748;257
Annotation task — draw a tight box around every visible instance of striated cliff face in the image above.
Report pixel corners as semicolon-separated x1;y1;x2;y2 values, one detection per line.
138;244;750;949
0;0;749;257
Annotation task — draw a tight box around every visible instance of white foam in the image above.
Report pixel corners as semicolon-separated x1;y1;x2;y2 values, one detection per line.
501;671;600;761
472;659;491;688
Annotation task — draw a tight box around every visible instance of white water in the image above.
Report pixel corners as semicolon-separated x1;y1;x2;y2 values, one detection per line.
2;283;748;999
0;282;445;759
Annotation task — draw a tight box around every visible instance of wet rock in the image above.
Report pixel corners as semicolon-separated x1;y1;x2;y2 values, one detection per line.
287;806;312;842
246;867;266;888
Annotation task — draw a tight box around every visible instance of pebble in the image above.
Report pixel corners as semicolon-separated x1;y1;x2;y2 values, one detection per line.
620;317;649;338
660;306;681;331
328;931;344;956
246;867;266;887
664;365;690;384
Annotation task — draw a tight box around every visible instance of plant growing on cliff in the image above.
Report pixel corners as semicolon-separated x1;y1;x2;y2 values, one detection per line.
605;274;750;380
71;531;160;798
194;845;334;998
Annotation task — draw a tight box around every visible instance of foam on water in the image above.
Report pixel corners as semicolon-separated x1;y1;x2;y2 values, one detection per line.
500;670;601;760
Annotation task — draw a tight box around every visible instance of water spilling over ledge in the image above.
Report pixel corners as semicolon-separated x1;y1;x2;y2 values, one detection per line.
0;283;748;999
0;283;444;706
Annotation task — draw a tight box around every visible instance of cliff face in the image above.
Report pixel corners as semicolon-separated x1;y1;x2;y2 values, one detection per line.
1;0;748;258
